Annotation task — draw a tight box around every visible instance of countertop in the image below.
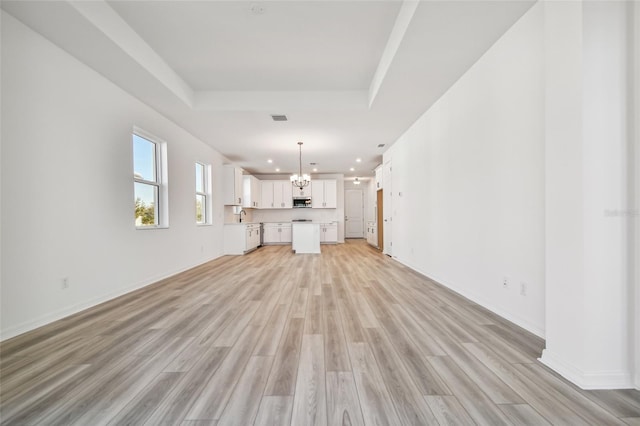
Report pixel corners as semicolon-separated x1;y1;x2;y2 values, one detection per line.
264;221;337;224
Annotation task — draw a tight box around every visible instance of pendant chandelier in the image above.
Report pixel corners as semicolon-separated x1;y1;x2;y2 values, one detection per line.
290;141;311;190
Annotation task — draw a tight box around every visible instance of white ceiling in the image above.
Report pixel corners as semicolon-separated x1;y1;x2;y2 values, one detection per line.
1;0;535;178
108;1;401;91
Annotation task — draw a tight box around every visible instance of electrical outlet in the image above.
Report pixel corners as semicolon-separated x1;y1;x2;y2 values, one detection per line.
503;277;508;289
61;277;69;289
520;282;527;296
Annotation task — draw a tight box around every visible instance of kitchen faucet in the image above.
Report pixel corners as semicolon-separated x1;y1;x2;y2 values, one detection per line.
239;209;246;223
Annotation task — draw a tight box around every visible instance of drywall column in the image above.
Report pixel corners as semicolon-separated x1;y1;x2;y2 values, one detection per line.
541;0;633;389
633;0;640;391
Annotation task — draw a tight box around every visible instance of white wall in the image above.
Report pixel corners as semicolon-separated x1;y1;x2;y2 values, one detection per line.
1;12;226;340
365;179;376;223
581;0;630;387
383;3;545;336
540;0;634;390
541;0;586;381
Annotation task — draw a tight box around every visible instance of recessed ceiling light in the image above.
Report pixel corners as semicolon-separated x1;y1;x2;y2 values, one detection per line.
313;168;318;172
350;167;355;171
267;159;273;163
275;168;280;172
356;158;362;163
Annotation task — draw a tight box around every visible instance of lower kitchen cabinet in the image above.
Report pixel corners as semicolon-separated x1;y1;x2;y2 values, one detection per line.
262;223;292;244
223;223;261;255
366;221;378;248
320;222;338;244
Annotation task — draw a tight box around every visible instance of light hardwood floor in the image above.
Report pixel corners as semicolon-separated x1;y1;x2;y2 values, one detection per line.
1;240;639;425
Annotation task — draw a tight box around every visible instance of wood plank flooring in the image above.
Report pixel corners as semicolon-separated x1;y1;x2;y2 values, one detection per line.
1;240;639;425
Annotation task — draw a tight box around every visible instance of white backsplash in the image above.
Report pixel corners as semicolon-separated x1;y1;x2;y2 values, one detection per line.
224;205;255;223
252;208;339;224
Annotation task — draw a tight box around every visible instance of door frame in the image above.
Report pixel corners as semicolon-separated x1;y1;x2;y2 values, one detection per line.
377;189;383;250
344;189;364;238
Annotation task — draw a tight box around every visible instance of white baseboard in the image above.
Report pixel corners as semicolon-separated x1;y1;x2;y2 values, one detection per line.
393;257;545;338
540;349;634;390
0;255;222;342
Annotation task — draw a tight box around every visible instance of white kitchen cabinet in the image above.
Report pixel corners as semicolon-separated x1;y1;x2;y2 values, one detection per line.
263;225;279;243
320;222;338;244
292;185;311;198
223;165;243;206
277;181;293;208
223;223;260;255
243;175;261;208
262;223;292;244
311;180;337;208
261;181;274;208
247;224;261;249
273;182;285;208
261;180;292;209
280;225;292;242
374;165;383;190
366;221;378;248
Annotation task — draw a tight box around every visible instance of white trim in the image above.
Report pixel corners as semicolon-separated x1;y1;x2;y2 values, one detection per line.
400;257;545;337
132;126;168;147
195;162;213;225
540;349;634;390
68;1;194;107
0;255;222;342
133;128;169;228
368;0;419;107
393;257;545;338
344;188;365;239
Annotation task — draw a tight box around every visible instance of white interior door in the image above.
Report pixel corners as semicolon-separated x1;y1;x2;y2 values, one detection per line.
345;189;364;238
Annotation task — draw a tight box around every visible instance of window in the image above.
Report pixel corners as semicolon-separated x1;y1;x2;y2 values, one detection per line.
195;162;212;225
133;130;168;228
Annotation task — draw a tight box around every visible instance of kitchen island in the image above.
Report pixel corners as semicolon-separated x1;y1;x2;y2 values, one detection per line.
291;221;321;254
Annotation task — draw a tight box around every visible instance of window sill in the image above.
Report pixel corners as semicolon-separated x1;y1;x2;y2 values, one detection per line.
136;225;169;230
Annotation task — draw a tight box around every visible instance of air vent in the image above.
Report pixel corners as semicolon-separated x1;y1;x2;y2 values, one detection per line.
271;114;288;121
309;162;317;166
377;143;385;148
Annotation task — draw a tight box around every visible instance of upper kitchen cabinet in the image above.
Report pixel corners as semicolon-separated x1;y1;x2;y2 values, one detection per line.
222;165;243;206
292;185;311;198
312;180;337;208
243;175;261;208
261;180;293;209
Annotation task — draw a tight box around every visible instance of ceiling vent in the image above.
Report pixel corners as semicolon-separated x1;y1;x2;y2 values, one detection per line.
377;144;385;148
271;115;288;122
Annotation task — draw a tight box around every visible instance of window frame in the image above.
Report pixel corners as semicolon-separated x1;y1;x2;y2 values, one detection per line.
195;161;212;226
133;128;169;229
